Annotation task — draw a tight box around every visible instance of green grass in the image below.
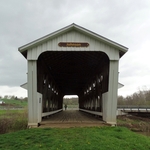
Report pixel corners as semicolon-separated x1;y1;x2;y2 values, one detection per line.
1;99;27;107
0;109;26;116
0;127;150;150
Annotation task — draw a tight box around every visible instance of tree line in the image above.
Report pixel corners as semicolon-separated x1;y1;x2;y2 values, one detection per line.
118;89;150;106
1;89;150;106
0;95;27;101
63;97;78;105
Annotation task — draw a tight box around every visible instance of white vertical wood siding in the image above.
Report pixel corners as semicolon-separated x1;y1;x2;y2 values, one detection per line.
27;30;119;60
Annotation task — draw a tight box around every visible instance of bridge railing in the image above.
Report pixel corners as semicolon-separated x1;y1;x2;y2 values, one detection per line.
42;109;63;117
117;105;150;109
117;105;150;112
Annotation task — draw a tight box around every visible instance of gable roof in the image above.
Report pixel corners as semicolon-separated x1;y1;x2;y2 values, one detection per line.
18;23;128;58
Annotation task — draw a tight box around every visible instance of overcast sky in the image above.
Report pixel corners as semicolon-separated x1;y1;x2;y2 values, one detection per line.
0;0;150;98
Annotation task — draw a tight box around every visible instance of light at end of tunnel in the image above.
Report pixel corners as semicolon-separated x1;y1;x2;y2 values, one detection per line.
63;95;78;98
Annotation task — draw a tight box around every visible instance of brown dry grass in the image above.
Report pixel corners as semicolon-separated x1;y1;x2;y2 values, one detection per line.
117;115;150;136
0;108;28;134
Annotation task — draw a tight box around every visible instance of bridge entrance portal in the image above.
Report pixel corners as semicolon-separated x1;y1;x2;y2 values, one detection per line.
37;51;109;113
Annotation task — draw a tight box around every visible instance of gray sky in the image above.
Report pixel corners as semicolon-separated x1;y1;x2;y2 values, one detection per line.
0;0;150;98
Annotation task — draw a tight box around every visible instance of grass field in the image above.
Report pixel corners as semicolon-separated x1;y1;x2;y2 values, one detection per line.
0;109;26;116
0;127;150;150
0;100;150;149
0;109;27;134
1;99;27;107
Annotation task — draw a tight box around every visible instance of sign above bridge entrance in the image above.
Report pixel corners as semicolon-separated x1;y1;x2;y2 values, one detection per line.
58;42;89;47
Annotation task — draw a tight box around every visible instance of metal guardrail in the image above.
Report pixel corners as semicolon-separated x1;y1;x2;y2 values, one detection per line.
117;106;150;113
117;105;150;109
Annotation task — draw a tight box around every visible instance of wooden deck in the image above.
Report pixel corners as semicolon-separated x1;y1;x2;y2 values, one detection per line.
39;110;107;128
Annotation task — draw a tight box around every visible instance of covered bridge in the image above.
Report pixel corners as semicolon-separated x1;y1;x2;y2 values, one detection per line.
19;23;128;127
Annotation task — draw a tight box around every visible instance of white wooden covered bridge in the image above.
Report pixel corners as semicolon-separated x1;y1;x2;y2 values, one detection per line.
19;23;128;127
